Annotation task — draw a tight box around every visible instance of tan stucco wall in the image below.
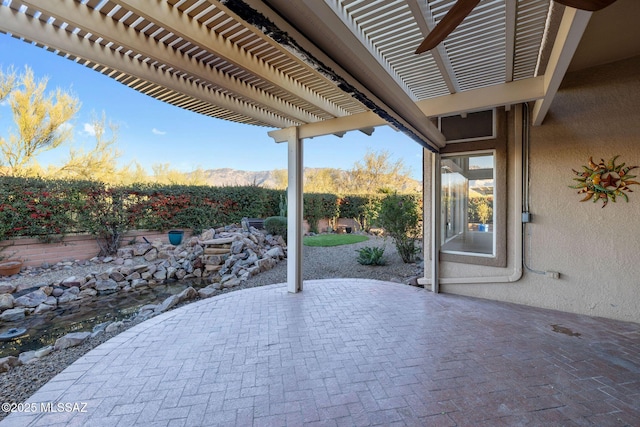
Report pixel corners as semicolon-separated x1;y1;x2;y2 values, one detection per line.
424;55;640;323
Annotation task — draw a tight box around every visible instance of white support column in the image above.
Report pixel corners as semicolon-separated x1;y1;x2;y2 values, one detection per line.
431;152;441;294
286;127;304;293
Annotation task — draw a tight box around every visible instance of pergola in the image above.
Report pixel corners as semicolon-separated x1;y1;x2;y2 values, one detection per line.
0;0;631;293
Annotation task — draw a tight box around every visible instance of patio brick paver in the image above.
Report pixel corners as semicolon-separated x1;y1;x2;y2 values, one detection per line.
2;279;639;426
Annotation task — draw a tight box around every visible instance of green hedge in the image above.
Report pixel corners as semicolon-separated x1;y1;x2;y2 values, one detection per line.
0;176;420;240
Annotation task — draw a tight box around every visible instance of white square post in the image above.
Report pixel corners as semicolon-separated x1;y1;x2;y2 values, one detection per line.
431;151;441;294
286;127;303;293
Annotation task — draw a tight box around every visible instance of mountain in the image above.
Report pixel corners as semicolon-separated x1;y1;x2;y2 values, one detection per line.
200;168;280;187
197;167;422;191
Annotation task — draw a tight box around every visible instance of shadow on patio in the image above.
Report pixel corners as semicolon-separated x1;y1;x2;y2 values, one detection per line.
3;279;639;426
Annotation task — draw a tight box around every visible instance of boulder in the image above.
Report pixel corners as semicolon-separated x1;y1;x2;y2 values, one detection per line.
0;307;25;322
230;239;245;254
0;282;17;294
117;247;134;259
156;294;181;313
144;248;158;262
34;303;56;314
18;350;37;365
131;264;150;273
198;285;218;299
81;279;97;290
54;332;91;350
130;279;148;289
256;257;276;272
79;288;98;298
14;290;48;308
109;271;125;282
178;286;198;300
133;243;152;256
222;277;241;288
96;279;118;292
126;272;141;281
58;288;79;304
153;269;167;281
265;247;285;259
34;346;53;358
0;293;14;310
62;276;80;286
105;321;123;333
0;356;21;373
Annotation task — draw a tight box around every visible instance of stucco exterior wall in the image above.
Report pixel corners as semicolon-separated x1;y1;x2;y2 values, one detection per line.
423;56;640;323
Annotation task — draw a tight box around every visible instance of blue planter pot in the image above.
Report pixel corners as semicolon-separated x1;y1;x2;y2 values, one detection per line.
168;230;184;245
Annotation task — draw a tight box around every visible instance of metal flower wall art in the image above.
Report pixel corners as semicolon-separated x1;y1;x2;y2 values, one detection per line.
570;156;639;207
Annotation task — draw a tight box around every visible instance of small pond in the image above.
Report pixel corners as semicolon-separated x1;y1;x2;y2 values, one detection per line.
0;279;209;358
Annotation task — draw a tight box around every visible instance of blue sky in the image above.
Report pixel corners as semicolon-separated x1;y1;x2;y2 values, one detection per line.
0;34;424;179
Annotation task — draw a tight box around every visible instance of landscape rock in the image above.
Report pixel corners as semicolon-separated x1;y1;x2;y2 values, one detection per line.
197;285;218;299
34;303;56;314
105;321;124;333
265;247;284;259
0;308;26;322
18;350;37;365
144;249;158;262
96;279;118;292
256;257;276;272
14;290;48;308
57;288;79;303
54;332;91;350
34;346;53;358
0;282;17;294
0;356;21;373
131;279;148;289
109;271;125;282
79;288;98;298
133;243;152;256
0;293;14;310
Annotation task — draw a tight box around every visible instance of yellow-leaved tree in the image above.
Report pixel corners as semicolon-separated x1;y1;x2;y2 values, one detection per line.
56;112;121;182
0;66;80;176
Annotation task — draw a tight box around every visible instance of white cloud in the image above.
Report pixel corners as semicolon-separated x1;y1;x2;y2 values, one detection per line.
83;122;97;136
152;128;166;135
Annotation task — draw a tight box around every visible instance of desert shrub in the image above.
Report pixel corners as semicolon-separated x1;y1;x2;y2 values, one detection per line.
355;246;385;265
264;216;287;240
76;185;141;256
377;193;421;263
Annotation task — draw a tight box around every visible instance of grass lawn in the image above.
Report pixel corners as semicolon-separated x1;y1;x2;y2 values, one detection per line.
303;234;369;247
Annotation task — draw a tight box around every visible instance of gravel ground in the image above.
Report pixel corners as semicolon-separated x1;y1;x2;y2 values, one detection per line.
0;236;423;417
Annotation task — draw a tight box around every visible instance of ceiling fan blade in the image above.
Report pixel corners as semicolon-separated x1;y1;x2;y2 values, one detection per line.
415;0;481;54
554;0;618;12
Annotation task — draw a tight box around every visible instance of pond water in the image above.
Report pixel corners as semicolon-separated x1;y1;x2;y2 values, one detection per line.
0;279;209;358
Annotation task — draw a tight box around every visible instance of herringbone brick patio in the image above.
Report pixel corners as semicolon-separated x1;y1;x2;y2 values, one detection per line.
2;279;639;426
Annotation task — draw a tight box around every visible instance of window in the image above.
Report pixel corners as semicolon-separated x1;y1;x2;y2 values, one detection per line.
441;151;495;257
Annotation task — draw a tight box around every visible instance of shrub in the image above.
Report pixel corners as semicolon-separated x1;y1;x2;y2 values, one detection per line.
77;186;139;256
377;193;421;263
264;216;287;240
304;193;339;233
356;246;385;265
